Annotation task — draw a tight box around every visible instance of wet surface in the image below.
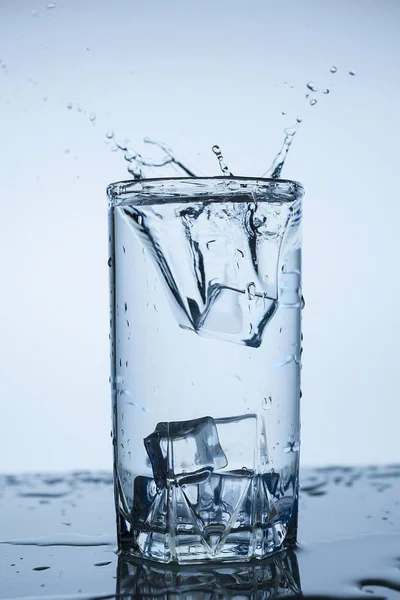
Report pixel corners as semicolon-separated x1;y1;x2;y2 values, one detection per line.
0;466;399;599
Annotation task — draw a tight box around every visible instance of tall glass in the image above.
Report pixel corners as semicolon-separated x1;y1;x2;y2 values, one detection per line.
108;177;304;564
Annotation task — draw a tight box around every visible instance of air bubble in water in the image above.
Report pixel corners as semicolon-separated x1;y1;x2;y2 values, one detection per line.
310;99;317;106
330;66;337;73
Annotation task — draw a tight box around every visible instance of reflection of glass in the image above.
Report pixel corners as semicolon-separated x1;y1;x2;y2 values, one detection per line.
117;550;301;599
108;177;304;563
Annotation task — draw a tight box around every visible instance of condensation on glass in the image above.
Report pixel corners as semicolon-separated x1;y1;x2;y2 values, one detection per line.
107;177;304;564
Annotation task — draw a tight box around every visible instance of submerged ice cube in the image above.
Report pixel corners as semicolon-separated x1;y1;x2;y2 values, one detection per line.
122;194;298;347
144;416;228;489
215;413;257;473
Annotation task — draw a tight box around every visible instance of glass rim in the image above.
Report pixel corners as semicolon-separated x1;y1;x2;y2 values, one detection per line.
107;176;304;207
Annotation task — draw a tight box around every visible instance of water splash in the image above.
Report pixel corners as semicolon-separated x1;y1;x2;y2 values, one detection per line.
211;144;233;176
107;134;198;179
261;121;301;179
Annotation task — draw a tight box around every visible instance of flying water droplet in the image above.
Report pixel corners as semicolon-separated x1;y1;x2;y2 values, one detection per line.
212;145;233;176
330;66;337;73
310;99;317;106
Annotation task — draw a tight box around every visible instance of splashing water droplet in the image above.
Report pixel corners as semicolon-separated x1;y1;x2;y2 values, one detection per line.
262;121;301;179
306;81;318;92
310;99;317;106
330;66;337;73
212;145;233;176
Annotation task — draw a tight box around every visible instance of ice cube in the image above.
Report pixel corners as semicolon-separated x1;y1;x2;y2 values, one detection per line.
215;413;257;473
122;196;295;347
144;416;228;489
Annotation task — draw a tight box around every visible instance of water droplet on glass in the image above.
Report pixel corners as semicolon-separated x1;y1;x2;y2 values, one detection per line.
349;70;356;76
330;65;337;73
89;112;96;122
323;88;330;94
281;111;286;116
124;302;128;313
67;102;73;110
246;282;256;300
46;3;56;8
106;131;114;139
33;566;50;571
310;99;317;106
296;116;302;123
301;295;306;309
306;81;317;92
107;257;113;267
262;396;272;410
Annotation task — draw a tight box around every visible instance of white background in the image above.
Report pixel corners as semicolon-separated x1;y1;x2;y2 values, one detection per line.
0;0;399;472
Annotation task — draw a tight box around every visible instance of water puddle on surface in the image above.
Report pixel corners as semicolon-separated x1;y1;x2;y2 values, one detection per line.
0;467;399;599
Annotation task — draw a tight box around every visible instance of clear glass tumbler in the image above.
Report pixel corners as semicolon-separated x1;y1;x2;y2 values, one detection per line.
108;177;304;564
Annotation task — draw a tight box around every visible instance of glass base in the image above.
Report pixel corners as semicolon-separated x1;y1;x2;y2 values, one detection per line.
117;492;298;564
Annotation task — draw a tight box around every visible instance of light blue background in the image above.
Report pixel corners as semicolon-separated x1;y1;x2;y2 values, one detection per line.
0;0;399;471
